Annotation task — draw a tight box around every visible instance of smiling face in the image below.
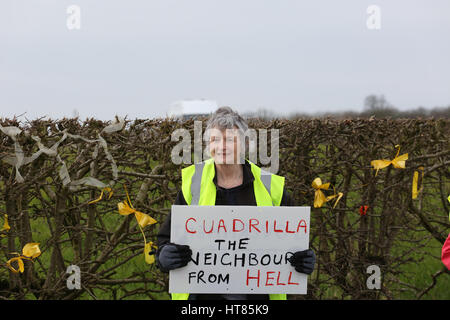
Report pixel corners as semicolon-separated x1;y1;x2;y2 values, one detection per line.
208;126;242;165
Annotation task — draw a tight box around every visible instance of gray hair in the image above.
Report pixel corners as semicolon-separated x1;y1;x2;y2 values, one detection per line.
206;106;249;134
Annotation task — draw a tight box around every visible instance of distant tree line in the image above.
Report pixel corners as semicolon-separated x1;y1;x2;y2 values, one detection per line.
244;95;450;120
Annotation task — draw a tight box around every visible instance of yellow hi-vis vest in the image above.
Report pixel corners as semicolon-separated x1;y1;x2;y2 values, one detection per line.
172;158;287;301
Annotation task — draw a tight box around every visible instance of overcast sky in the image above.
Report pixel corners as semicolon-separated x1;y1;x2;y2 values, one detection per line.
1;0;449;121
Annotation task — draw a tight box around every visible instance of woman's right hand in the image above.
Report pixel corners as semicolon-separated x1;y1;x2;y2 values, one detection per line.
156;243;192;273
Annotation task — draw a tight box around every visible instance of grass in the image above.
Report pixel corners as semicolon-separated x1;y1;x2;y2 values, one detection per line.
6;196;448;300
392;234;450;300
2;145;448;300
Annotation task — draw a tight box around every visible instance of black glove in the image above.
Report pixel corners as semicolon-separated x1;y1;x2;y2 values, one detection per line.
156;243;192;273
288;249;316;275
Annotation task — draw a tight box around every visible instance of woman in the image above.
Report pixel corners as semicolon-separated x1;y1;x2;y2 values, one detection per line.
156;106;316;300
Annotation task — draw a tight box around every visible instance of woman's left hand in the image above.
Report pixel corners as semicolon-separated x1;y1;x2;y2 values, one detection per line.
288;249;316;275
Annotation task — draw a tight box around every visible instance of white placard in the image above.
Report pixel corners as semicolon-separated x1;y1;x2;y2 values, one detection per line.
169;205;310;294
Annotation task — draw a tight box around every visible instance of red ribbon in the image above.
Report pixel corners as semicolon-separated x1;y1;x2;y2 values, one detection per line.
359;205;369;216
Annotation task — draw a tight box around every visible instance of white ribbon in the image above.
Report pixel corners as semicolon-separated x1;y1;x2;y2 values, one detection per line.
0;118;124;188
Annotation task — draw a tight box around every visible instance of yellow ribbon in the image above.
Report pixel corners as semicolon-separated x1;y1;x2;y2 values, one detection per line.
447;195;450;222
88;187;113;204
117;185;157;264
144;241;158;264
312;177;344;209
371;145;408;176
1;214;10;233
412;166;424;200
6;243;41;273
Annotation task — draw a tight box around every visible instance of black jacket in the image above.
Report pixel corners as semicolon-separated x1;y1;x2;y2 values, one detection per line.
156;160;295;300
